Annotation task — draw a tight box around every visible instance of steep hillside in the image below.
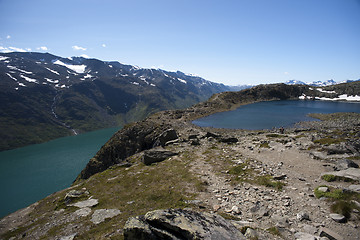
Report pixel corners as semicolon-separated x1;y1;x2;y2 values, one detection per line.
0;52;230;151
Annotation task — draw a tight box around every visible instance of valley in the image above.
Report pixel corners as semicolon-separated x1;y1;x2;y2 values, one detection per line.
1;82;359;239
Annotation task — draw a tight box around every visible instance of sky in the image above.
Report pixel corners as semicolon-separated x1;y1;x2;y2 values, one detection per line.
0;0;359;85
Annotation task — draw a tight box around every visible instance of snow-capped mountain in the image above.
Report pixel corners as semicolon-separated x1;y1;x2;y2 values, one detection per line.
0;52;231;151
285;79;338;86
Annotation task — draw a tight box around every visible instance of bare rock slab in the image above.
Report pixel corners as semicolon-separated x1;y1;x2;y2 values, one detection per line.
91;209;121;224
319;227;344;240
124;208;245;240
69;198;98;208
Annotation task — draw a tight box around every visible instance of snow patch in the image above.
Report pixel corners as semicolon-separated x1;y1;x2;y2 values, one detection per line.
20;74;38;83
53;60;86;74
316;88;336;94
131;82;140;85
6;73;17;81
177;78;187;84
108;65;113;68
83;74;93;79
18;82;26;87
7;65;33;74
45;78;59;84
316;94;360;101
0;56;9;61
150;83;156;87
45;67;60;75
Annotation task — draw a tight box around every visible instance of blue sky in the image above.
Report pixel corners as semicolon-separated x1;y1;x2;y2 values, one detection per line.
0;0;359;85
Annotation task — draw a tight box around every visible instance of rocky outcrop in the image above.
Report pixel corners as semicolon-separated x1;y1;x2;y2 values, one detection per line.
123;208;245;240
75;121;177;180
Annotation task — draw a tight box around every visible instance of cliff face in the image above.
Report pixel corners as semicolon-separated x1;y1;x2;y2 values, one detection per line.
76;83;311;181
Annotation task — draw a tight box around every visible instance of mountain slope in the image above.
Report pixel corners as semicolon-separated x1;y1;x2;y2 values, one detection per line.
0;52;231;151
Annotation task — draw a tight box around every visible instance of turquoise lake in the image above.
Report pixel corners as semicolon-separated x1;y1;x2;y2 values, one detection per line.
0;127;119;218
193;100;360;129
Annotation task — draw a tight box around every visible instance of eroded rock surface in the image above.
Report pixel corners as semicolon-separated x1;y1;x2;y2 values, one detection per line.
124;208;245;240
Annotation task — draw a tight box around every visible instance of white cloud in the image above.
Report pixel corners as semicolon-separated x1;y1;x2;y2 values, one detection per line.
72;45;87;51
6;35;11;39
26;48;32;51
80;54;90;58
102;44;106;48
284;72;289;75
0;46;28;53
37;46;48;51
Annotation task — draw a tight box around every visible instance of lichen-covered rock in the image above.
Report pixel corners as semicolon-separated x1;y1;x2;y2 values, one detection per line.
123;208;245;240
91;209;121;224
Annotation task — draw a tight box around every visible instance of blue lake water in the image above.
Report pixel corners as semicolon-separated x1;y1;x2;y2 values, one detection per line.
193;100;360;130
0;127;119;218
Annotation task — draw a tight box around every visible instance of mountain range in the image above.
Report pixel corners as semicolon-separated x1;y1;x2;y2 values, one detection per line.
285;79;358;87
0;52;232;151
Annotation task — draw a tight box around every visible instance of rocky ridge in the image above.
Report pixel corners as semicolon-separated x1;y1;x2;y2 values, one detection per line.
1;83;360;239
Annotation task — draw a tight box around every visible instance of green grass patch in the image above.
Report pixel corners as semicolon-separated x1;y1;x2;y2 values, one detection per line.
255;175;285;191
321;174;337;182
266;134;286;138
314;185;360;220
267;226;282;237
321;174;356;183
259;142;270;148
313;137;345;145
218;212;241;221
228;163;285;191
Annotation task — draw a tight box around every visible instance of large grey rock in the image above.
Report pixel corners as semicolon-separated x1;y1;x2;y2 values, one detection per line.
321;168;360;181
73;207;91;217
335;159;359;171
91;209;121;224
142;149;177;165
219;137;238;143
123;208;245;240
64;189;88;204
348;184;360;193
319;227;344;240
158;129;178;146
329;213;346;223
68;198;98;208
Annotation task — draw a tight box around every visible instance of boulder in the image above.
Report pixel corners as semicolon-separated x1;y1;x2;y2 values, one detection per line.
296;211;310;221
321;168;360;182
329;213;346;223
158;129;178;146
348;185;360;193
142;149;177;165
317;187;329;193
123;208;245;240
64;189;88;204
335;159;359;171
219;137;238;143
205;132;220;139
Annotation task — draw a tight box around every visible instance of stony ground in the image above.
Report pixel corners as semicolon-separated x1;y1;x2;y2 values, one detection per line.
1;113;360;240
